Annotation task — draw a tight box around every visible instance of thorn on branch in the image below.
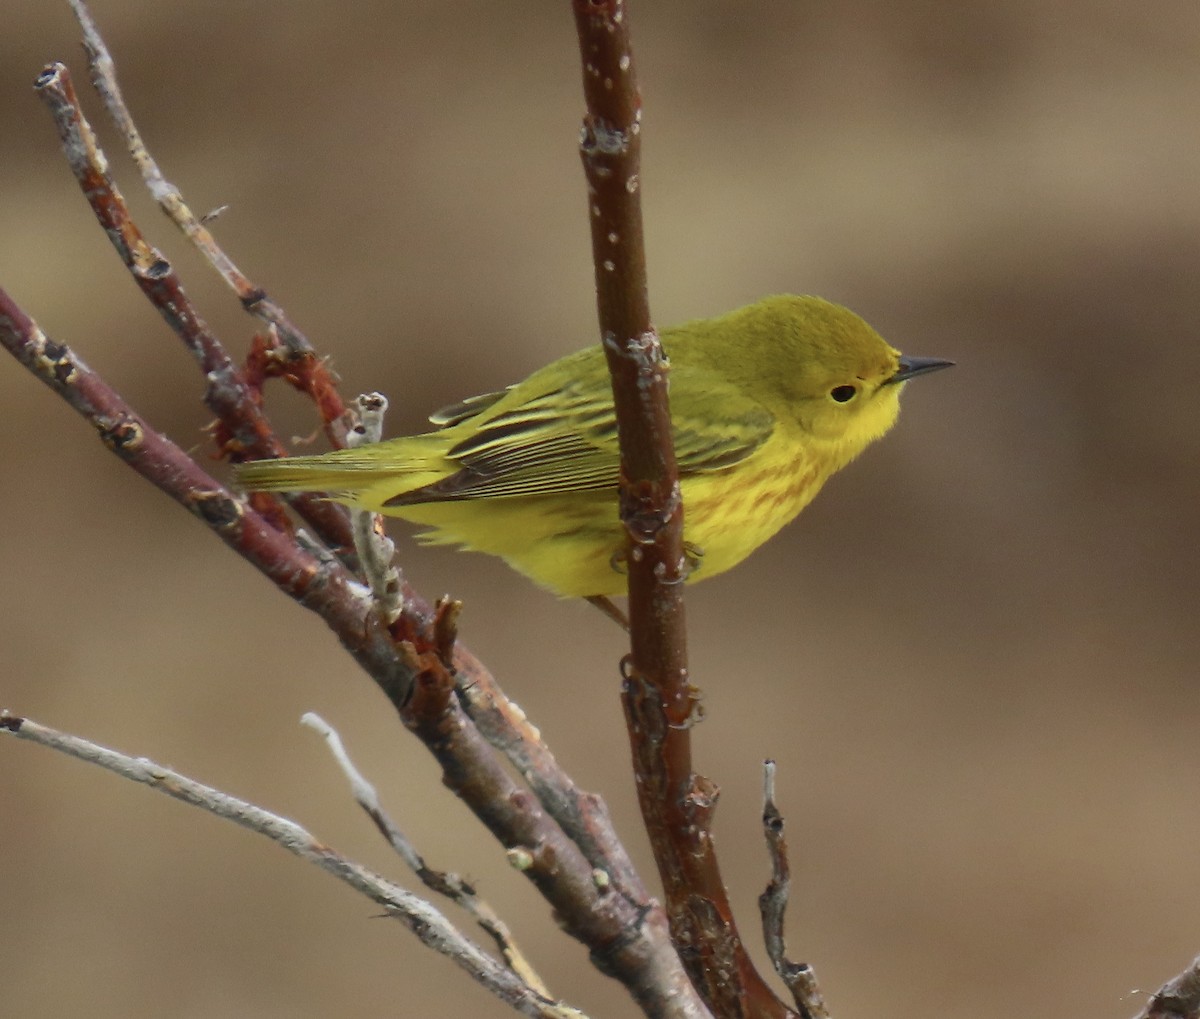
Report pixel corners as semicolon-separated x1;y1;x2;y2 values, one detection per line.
200;204;229;224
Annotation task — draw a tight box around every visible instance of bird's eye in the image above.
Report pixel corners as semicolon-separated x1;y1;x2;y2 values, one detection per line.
830;385;858;403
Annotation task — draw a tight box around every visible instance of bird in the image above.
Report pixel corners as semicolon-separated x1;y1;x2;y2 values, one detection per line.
236;294;951;600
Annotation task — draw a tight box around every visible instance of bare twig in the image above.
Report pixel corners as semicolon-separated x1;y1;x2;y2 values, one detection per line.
571;3;786;1015
33;63;273;454
68;0;323;362
398;644;706;1018
759;762;830;1019
451;649;660;904
0;287;410;700
346;392;404;622
32;61;357;560
1133;957;1200;1019
0;712;582;1019
301;712;550;996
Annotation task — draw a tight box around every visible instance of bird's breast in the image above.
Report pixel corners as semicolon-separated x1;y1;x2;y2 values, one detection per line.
681;443;830;581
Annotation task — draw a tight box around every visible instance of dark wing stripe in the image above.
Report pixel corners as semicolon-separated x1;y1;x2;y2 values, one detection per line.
428;387;513;428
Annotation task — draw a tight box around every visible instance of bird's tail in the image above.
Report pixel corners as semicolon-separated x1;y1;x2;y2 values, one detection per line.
234;445;441;500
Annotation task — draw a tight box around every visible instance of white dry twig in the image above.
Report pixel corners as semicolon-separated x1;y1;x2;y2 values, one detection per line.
302;712;553;997
759;759;831;1019
0;711;584;1019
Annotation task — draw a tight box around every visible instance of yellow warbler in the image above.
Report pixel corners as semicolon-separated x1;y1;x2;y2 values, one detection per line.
236;295;950;597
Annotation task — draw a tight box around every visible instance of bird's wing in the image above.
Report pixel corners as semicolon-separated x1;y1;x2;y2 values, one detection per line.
388;365;775;505
427;387;511;428
670;377;777;472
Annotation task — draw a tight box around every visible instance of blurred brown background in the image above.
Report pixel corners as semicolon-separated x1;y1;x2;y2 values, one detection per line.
3;2;1199;1016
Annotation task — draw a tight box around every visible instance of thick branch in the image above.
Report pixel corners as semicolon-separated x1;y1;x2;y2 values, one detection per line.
401;639;704;1017
572;4;790;1015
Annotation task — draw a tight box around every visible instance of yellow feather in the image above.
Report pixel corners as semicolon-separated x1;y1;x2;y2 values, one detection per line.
236;295;949;597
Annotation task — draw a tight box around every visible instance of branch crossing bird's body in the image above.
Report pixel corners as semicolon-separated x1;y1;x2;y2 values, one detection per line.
236;295;951;597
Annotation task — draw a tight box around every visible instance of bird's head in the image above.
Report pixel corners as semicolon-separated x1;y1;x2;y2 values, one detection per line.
749;295;953;459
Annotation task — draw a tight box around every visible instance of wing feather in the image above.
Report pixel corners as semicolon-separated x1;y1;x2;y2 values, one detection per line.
388;361;774;506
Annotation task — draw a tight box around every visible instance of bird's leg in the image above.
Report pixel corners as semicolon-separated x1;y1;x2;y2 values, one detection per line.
586;595;629;632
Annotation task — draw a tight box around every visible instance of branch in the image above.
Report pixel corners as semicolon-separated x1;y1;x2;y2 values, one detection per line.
68;0;324;362
12;8;711;1011
1133;958;1200;1019
572;3;790;1014
398;641;705;1017
32;61;356;555
0;286;410;701
758;762;830;1019
302;712;549;995
0;712;582;1019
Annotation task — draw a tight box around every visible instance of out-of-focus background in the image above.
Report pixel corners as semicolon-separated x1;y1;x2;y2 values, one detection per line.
3;3;1199;1016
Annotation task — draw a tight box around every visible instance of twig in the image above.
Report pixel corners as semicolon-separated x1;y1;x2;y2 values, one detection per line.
346;393;404;623
301;712;550;996
1133;957;1200;1019
571;3;786;1015
68;0;324;363
758;762;830;1019
0;711;582;1019
32;61;357;559
0;287;410;701
398;644;706;1018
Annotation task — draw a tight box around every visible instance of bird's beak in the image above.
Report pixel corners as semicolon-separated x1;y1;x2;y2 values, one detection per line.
887;355;955;385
